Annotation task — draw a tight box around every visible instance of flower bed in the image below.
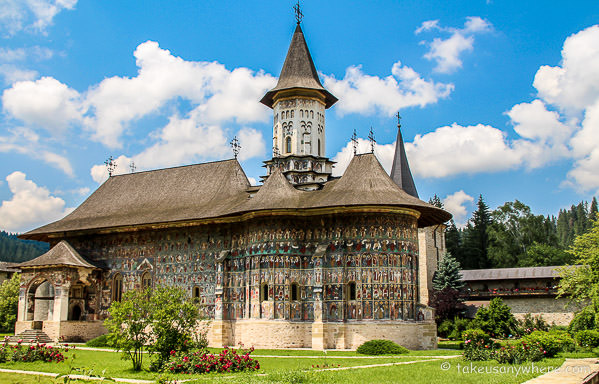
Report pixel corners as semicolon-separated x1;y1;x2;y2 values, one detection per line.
164;346;259;374
0;338;71;363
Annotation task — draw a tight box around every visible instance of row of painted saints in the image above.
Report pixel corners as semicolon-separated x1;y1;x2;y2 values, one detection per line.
69;214;420;322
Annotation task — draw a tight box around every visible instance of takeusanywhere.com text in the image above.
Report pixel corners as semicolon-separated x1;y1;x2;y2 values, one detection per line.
440;361;592;377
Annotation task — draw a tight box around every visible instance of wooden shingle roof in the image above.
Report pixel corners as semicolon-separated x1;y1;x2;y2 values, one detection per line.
21;155;451;241
16;240;100;269
260;24;337;109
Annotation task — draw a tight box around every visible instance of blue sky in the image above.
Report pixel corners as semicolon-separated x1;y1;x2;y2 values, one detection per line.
1;0;599;233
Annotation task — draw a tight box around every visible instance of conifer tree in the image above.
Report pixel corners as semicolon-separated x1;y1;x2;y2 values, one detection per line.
445;220;461;264
432;253;465;291
461;195;491;269
591;197;598;222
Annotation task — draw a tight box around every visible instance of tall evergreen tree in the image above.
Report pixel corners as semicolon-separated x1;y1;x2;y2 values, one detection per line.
461;195;491;269
591;197;598;222
432;253;465;290
445;220;462;264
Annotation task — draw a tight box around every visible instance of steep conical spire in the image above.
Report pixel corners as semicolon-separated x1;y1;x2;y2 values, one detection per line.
390;116;419;198
260;24;337;108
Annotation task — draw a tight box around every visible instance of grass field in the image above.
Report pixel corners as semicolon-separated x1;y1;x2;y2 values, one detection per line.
0;346;581;384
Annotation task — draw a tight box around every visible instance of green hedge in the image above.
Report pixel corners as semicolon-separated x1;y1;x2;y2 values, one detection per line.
522;330;575;357
356;340;408;355
575;330;599;349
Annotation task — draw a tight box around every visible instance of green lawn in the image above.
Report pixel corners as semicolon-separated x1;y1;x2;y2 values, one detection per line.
0;347;571;384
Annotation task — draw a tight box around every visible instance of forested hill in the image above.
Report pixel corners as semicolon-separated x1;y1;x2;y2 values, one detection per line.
0;231;49;263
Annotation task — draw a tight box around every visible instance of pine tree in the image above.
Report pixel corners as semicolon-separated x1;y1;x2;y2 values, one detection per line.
428;195;444;209
461;195;491;269
445;220;462;264
432;253;465;290
591;197;598;222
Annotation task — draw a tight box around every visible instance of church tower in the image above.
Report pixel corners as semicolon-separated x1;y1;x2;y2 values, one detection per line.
260;14;338;191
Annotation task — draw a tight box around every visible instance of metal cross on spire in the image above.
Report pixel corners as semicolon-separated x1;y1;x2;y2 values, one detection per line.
396;111;402;129
230;136;241;159
351;128;358;156
104;156;117;177
368;126;376;153
129;161;136;173
293;0;303;24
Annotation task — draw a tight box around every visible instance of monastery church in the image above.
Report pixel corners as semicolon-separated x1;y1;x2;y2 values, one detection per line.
15;15;451;350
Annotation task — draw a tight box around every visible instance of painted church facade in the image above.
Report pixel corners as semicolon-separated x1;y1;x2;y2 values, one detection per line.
16;18;450;350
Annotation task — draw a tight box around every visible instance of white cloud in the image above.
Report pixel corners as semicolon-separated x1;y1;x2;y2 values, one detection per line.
90;155;133;184
323;61;453;116
0;64;38;83
83;41;275;148
417;17;492;74
0;171;73;232
0;0;77;35
443;190;474;226
0;127;74;176
2;76;82;133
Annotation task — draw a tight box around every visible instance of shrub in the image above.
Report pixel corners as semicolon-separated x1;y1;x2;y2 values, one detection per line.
522;330;574;357
163;346;259;374
438;319;453;339
356;340;409;355
575;330;599;349
85;334;111;348
493;340;546;364
0;274;19;333
517;313;549;335
569;307;596;334
437;317;471;340
472;298;518;338
462;329;495;361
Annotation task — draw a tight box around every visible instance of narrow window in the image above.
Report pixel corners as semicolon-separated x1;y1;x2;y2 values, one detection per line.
112;273;123;302
141;271;152;290
261;283;269;301
286;137;292;153
318;139;321;156
348;281;357;301
310;110;314;119
192;286;201;302
291;110;294;118
291;283;299;301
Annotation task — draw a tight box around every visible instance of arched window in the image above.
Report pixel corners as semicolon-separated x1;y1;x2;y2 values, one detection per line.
310;110;314;119
300;110;304;118
318;139;321;156
112;273;123;302
291;110;294;118
285;137;292;153
261;283;269;301
192;286;201;302
141;271;152;290
286;110;290;119
290;282;300;301
348;281;357;301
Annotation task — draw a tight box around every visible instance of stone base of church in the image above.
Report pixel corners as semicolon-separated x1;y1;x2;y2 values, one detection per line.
206;320;437;350
15;320;106;342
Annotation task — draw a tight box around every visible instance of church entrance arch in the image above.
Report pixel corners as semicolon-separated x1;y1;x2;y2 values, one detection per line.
70;304;82;321
26;280;55;325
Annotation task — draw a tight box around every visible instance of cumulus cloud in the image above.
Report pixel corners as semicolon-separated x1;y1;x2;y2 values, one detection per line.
323;61;453;116
417;16;492;74
2;76;82;133
0;0;77;35
443;190;474;226
0;171;73;232
82;41;275;148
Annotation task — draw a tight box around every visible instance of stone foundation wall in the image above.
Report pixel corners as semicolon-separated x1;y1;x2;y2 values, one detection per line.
206;319;437;350
14;320;106;342
466;297;584;326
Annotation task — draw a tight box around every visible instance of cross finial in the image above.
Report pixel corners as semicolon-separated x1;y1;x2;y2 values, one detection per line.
104;156;117;177
293;0;303;24
368;126;376;153
230;136;241;159
396;112;402;129
129;161;136;173
351;128;358;156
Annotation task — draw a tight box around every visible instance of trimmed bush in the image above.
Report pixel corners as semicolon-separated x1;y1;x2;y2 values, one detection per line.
472;298;518;338
522;330;574;357
575;330;599;349
356;340;408;355
85;334;111;347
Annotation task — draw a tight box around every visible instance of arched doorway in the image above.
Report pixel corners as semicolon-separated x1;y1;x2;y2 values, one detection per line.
70;304;82;321
26;280;55;324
